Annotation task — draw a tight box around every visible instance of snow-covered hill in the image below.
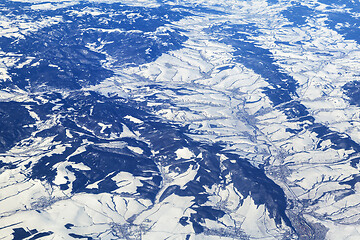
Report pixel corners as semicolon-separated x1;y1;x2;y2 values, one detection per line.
1;0;360;239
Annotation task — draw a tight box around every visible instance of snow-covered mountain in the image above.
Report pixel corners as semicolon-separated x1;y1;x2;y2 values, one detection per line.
1;0;360;239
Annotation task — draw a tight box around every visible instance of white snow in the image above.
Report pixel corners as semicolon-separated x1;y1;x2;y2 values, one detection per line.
127;146;143;154
175;147;195;160
112;172;143;194
124;115;143;124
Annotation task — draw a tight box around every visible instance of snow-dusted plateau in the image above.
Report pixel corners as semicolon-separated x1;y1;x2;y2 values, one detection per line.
0;0;360;239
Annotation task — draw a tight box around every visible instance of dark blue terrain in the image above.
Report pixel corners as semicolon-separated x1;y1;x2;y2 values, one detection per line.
0;3;189;91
